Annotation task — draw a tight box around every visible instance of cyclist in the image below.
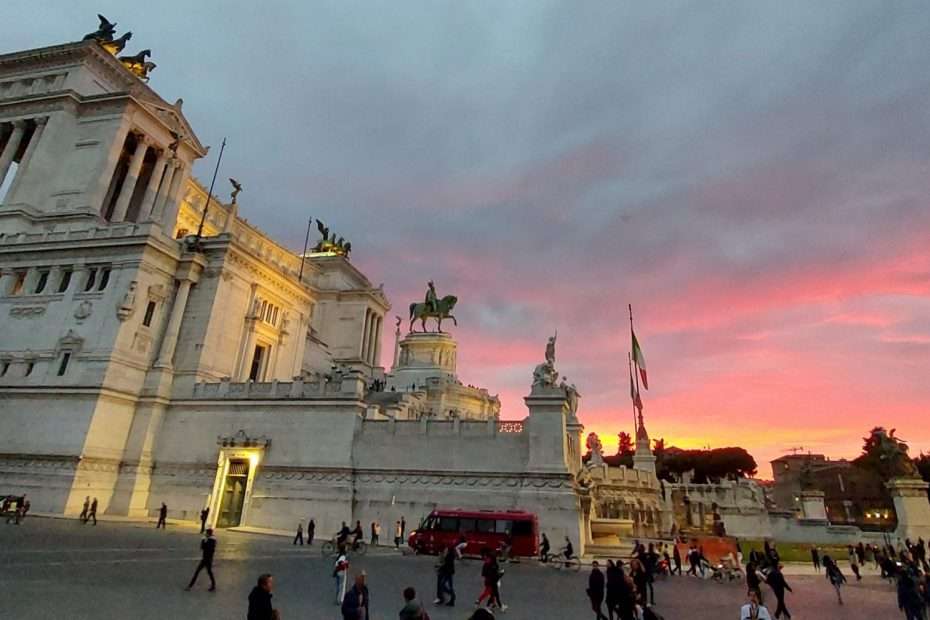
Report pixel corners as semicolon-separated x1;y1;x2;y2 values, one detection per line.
561;537;575;561
336;521;351;553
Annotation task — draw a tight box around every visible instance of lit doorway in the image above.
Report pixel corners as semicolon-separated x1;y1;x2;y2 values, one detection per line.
216;459;250;527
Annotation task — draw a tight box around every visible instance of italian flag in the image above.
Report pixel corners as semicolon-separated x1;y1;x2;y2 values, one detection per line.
632;330;648;389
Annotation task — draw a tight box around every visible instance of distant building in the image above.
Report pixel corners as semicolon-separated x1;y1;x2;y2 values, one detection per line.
770;454;896;530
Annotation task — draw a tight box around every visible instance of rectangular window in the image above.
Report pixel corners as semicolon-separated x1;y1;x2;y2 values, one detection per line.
83;268;97;292
96;267;111;291
437;517;459;532
248;344;266;381
57;269;72;293
33;271;49;294
57;352;71;376
142;301;157;327
476;519;496;533
9;271;26;295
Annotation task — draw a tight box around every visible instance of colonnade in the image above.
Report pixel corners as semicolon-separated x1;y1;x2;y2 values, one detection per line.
102;130;189;228
0;116;48;199
361;309;383;367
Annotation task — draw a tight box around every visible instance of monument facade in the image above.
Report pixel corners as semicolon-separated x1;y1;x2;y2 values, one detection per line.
0;31;584;548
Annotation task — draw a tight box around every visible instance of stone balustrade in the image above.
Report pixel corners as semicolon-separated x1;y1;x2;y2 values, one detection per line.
357;416;528;437
189;375;366;399
0;223;154;245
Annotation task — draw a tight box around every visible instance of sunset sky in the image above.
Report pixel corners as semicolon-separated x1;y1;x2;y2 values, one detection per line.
8;2;930;475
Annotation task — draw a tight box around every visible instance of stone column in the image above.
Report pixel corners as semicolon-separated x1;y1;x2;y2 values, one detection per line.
110;136;150;222
138;150;169;221
373;316;383;366
150;159;178;223
0;120;26;188
366;313;378;364
4;116;47;201
238;322;259;381
160;162;190;232
360;309;371;360
154;279;193;368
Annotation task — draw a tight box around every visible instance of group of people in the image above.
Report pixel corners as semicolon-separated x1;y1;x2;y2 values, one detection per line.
295;517;407;551
586;555;664;620
2;494;30;524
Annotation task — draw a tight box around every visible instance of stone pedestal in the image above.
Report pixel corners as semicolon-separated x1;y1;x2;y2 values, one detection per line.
799;489;828;521
633;439;657;474
887;477;930;541
524;386;570;474
387;332;457;388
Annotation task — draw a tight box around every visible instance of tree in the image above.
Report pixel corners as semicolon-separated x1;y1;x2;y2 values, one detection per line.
854;426;919;480
617;432;634;456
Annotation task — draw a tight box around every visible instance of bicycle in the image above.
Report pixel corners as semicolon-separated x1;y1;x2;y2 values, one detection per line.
547;552;582;572
321;536;368;558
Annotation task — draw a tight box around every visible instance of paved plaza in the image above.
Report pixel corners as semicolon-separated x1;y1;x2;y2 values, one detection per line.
0;518;907;619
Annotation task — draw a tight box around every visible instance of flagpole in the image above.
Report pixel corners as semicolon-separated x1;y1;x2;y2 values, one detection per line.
195;137;227;245
298;216;312;281
629;352;638;432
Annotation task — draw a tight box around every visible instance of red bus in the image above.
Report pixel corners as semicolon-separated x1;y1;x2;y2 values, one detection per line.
407;508;539;557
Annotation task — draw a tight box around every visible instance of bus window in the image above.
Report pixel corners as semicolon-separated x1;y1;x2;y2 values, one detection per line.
495;520;512;534
476;519;495;533
512;520;533;536
438;516;459;532
458;518;477;532
420;516;436;530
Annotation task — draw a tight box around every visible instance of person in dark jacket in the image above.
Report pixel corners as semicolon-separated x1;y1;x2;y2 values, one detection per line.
587;561;607;620
247;573;278;620
746;560;764;604
156;502;168;528
765;563;792;619
199;507;209;533
896;562;924;620
630;558;649;610
341;572;370;620
434;543;456;606
810;546;820;572
185;528;217;591
308;518;315;546
399;586;425;620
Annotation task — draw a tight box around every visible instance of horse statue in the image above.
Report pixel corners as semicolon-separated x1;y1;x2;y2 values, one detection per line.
101;31;132;56
83;14;117;42
409;295;457;333
118;50;155;81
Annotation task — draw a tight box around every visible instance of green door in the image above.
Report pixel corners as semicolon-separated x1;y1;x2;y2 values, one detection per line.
217;459;250;527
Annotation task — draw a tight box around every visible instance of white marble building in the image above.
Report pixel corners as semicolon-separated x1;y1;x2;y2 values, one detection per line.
0;37;585;546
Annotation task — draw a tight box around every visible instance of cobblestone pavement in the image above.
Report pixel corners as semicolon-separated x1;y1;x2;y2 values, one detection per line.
0;518;904;619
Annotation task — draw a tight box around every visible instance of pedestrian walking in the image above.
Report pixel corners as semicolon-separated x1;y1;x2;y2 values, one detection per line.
434;543;456;606
847;545;862;581
399;586;425;620
87;497;98;526
79;497;90;523
896;561;924;620
740;589;772;620
746;560;764;604
308;518;315;545
185;528;217;591
401;515;406;540
247;573;280;620
476;550;506;611
810;546;820;572
765;563;792;619
630;558;650;610
333;550;350;604
823;555;847;605
341;571;370;620
199;506;209;533
156;502;167;528
371;520;379;546
587;560;608;620
642;544;658;605
671;544;682;576
540;533;551;562
293;522;304;545
394;520;403;548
